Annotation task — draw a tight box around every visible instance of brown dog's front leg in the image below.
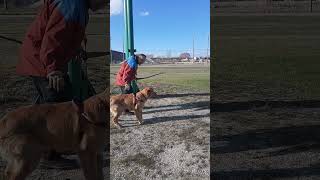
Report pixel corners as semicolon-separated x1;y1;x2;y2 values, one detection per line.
135;109;144;125
79;151;104;180
97;153;104;180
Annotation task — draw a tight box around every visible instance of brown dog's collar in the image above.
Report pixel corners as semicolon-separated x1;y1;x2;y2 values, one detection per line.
72;99;84;113
80;113;107;128
72;100;106;128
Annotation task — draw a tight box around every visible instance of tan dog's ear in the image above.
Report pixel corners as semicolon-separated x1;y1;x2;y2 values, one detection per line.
145;87;154;97
146;87;157;98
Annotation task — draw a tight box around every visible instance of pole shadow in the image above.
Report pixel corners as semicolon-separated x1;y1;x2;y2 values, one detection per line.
212;100;320;112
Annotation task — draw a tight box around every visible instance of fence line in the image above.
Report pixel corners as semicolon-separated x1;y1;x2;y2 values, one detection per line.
111;49;210;58
212;0;320;13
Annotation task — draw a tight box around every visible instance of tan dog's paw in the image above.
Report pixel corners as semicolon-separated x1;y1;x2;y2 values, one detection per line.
114;123;123;129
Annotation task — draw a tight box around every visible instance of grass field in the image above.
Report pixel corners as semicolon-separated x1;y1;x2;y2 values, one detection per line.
212;15;320;102
211;14;320;179
111;64;210;93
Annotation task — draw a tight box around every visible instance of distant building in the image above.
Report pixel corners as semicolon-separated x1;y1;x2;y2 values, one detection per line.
146;54;154;59
111;50;125;64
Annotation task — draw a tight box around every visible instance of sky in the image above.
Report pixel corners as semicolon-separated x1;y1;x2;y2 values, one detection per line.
110;0;210;57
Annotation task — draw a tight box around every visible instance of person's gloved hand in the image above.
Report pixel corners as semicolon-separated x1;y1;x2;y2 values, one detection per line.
124;83;131;91
47;71;65;92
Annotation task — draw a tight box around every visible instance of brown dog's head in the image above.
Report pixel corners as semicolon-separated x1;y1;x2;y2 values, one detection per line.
140;87;157;99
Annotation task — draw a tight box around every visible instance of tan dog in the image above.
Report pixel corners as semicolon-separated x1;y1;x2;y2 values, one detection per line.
110;87;157;129
0;89;109;180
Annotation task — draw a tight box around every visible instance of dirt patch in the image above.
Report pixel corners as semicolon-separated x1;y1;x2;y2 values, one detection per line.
120;153;156;169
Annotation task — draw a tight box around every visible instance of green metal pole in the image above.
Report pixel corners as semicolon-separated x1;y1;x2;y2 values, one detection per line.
123;0;139;93
68;50;91;101
123;1;128;59
124;0;134;59
128;0;134;57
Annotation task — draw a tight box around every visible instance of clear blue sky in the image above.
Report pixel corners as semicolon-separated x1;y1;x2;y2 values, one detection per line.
110;0;210;57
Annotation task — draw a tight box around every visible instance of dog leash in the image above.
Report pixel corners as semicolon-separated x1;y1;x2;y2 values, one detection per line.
110;72;164;80
0;34;22;44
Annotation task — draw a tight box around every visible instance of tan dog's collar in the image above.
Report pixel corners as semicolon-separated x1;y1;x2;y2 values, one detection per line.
81;113;107;128
133;93;147;106
137;93;147;101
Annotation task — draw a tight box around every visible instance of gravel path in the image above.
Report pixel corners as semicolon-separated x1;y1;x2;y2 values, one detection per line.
110;93;210;180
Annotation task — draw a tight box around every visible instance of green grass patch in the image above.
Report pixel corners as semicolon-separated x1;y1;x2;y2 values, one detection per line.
111;65;210;92
213;15;320;101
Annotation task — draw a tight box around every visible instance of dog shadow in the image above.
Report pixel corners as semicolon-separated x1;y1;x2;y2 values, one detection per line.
153;93;210;99
143;100;210;114
116;113;209;128
117;120;140;128
144;114;210;125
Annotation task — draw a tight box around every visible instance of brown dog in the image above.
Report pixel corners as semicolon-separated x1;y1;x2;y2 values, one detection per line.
0;89;109;180
110;87;157;129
